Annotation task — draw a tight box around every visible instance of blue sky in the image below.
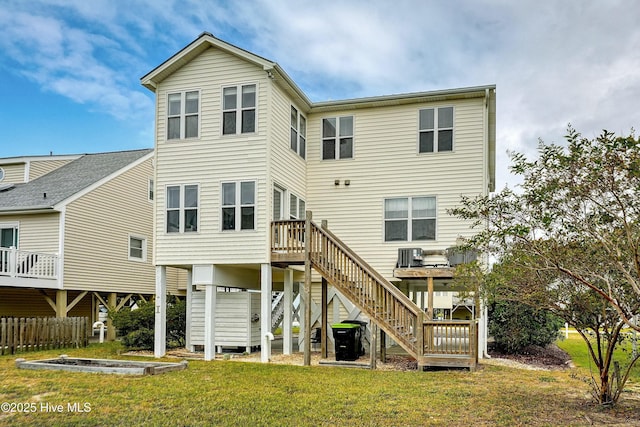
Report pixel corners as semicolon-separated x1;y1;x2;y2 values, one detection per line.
1;0;640;188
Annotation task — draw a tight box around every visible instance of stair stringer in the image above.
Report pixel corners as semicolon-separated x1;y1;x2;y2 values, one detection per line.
308;222;425;364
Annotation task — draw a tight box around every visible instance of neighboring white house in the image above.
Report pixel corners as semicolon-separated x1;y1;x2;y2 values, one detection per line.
0;150;185;339
142;32;495;368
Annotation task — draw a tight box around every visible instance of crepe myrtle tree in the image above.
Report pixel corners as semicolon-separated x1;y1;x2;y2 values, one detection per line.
482;255;639;405
450;127;640;405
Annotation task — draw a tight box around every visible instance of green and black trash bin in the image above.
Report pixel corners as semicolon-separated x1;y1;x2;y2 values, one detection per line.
332;320;367;361
341;319;367;357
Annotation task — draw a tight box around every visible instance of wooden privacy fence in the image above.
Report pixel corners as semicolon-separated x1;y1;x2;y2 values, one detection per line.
0;317;90;355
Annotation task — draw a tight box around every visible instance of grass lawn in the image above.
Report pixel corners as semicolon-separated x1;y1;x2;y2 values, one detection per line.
1;339;639;426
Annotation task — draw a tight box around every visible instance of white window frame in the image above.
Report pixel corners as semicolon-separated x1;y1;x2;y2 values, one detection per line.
0;222;19;248
128;235;147;262
148;178;154;202
165;184;199;233
383;196;437;242
221;180;256;231
222;83;257;135
166;90;200;141
322;115;354;160
418;106;454;153
0;167;4;182
289;193;306;220
273;185;285;221
290;106;306;159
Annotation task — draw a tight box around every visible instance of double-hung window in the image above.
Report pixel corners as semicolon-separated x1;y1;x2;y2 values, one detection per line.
222;181;256;231
166;184;199;233
128;235;147;261
384;196;436;241
290;106;306;159
167;91;199;140
223;84;256;135
322;116;353;160
419;107;453;153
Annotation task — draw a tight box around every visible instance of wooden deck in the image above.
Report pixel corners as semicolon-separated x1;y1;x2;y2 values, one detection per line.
270;218;477;370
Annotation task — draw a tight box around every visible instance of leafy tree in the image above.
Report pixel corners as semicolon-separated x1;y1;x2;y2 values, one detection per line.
111;296;186;350
450;127;640;405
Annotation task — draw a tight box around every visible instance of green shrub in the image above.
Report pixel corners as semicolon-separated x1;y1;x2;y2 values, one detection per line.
110;295;186;350
489;300;563;353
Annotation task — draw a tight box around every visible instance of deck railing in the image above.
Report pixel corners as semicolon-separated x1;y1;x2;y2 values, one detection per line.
271;218;477;368
0;247;58;280
423;320;476;355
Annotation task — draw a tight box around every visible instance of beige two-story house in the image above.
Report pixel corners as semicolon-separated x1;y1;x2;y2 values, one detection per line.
0;150;184;339
142;33;495;368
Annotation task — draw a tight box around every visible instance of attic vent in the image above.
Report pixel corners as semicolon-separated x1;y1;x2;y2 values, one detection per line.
0;183;15;192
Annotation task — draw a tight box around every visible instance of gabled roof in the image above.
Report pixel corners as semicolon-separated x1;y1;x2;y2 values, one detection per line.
0;149;153;213
140;32;313;109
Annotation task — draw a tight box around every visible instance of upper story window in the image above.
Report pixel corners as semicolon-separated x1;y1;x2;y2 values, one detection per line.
128;235;147;261
384;196;436;242
148;179;154;201
167;91;199;140
223;84;256;135
222;181;256;231
322;116;353;160
166;184;199;233
290;106;306;159
419;107;453;153
0;167;4;181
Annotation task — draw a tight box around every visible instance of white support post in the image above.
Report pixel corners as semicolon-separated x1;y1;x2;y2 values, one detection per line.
204;284;217;361
260;263;273;363
478;301;488;359
154;266;167;358
185;269;194;352
283;269;293;355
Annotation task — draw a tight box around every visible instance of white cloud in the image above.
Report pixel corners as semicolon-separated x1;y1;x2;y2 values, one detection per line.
1;0;640;188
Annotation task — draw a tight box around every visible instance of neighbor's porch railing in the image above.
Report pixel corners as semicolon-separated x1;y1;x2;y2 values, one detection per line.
0;247;58;280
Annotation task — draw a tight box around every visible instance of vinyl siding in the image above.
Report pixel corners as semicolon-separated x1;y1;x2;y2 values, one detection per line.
1;164;26;183
189;290;261;348
63;157;158;293
306;97;487;278
268;85;307;214
0;213;59;252
154;47;269;266
28;159;74;181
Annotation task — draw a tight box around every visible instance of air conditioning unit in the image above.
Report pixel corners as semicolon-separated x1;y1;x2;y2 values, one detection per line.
446;247;478;266
396;248;423;268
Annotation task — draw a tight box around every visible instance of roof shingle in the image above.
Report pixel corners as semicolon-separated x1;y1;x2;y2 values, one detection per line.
0;149;152;212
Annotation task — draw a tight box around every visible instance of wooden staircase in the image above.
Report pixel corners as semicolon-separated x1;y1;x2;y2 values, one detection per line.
271;216;477;369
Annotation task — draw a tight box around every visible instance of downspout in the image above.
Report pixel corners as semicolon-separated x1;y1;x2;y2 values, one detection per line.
480;88;491;359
